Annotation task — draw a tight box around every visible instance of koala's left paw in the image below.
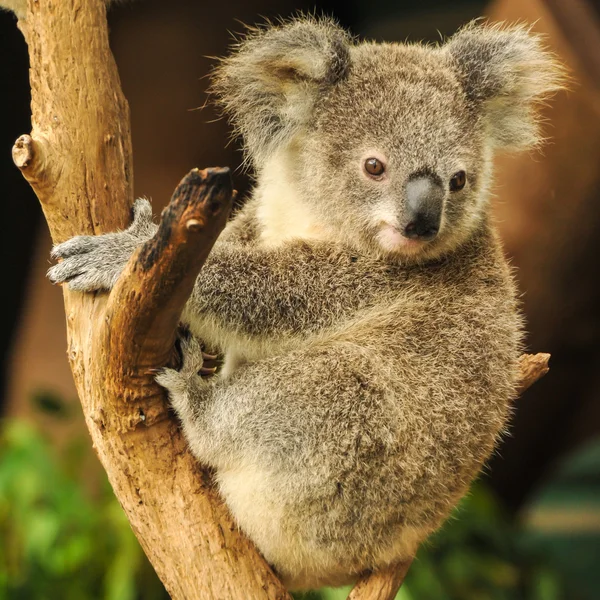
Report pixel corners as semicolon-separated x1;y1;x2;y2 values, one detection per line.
48;233;134;291
48;198;157;292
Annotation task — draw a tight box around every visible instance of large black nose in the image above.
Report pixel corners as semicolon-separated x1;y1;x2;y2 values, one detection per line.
403;176;444;241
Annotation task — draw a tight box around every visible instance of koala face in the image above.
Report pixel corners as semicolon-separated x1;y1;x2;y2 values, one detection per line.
214;18;563;261
300;43;491;260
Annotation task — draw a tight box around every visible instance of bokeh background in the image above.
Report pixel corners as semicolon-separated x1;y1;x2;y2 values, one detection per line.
1;0;599;598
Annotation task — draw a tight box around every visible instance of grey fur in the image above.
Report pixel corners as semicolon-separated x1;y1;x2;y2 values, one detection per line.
48;18;563;590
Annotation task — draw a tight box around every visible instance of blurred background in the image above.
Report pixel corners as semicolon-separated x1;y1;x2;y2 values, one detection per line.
1;0;599;598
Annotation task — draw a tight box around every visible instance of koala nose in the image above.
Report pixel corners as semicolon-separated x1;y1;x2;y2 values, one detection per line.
403;176;444;242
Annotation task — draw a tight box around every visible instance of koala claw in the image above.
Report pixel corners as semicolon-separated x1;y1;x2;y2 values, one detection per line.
129;198;155;235
132;197;153;221
50;235;97;260
47;236;125;292
178;336;206;374
155;336;206;387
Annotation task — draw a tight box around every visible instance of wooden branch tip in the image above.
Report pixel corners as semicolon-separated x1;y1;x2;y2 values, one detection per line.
151;167;233;242
517;352;551;395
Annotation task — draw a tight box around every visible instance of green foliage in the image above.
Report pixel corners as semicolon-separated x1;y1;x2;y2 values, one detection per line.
403;483;564;600
0;419;167;600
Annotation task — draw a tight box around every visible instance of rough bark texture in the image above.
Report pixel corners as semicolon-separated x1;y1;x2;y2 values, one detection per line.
13;1;288;598
10;1;550;599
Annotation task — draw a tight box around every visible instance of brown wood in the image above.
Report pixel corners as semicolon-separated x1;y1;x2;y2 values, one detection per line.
12;1;289;598
348;560;413;600
517;353;551;395
346;352;550;599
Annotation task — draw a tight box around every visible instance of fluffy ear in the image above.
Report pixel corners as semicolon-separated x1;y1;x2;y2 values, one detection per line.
445;22;566;150
212;17;351;167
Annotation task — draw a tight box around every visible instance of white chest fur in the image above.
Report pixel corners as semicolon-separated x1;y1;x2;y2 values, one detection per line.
254;151;329;247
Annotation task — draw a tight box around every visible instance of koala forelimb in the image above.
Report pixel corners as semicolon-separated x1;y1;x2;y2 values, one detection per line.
48;16;564;591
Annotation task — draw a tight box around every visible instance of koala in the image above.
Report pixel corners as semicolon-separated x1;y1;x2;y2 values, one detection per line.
47;17;563;590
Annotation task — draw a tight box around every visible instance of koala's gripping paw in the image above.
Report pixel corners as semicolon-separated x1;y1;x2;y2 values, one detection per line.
155;336;207;420
48;199;157;292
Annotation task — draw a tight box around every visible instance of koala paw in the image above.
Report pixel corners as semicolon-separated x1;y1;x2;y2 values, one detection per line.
48;198;156;292
155;336;207;420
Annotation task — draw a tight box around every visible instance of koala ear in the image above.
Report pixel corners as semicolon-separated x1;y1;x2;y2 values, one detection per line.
212;17;351;167
445;22;565;150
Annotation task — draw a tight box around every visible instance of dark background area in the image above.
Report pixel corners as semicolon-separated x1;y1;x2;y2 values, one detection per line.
1;0;599;598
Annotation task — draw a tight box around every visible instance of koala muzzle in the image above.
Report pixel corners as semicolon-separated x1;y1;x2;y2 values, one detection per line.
403;176;444;241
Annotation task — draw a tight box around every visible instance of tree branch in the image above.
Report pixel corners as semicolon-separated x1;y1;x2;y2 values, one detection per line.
346;352;550;600
101;167;234;431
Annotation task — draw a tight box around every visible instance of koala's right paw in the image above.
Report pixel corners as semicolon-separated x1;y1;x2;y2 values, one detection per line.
48;198;156;292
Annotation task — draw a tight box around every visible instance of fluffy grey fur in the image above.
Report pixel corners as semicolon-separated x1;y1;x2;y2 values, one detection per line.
48;18;563;590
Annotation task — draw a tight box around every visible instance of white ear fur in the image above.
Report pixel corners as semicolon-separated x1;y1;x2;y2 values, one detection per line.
446;22;566;150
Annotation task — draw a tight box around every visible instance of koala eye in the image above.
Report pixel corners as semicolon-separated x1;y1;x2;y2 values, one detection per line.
364;158;385;178
449;171;467;192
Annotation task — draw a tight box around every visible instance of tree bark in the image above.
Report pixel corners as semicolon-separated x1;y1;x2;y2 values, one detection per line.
12;1;288;598
9;2;550;599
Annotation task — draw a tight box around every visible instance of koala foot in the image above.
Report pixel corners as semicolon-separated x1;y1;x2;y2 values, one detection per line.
48;198;157;292
155;335;208;421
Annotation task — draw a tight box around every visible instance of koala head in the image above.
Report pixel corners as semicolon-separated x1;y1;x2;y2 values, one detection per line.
213;17;564;261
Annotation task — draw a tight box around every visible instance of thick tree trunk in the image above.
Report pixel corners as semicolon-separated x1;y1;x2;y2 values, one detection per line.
9;1;551;599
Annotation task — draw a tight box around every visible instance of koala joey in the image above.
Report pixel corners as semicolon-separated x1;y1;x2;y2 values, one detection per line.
47;18;563;590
